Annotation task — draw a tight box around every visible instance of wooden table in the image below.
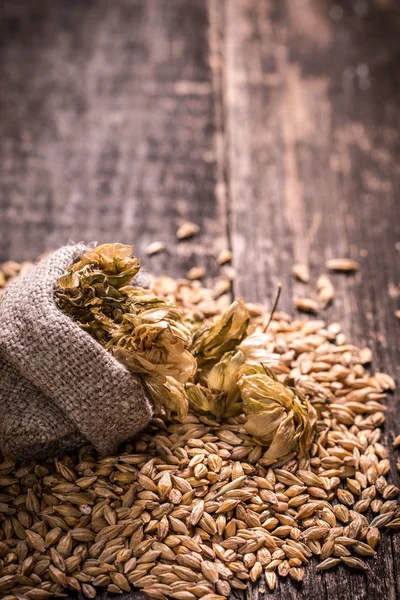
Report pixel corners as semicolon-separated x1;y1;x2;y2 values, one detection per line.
0;0;399;598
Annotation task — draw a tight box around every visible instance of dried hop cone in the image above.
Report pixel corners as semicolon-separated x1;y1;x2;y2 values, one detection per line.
191;298;250;370
56;243;196;421
238;366;317;460
56;243;317;460
186;350;245;419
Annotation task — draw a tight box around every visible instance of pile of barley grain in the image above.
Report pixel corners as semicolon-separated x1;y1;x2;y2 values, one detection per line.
0;268;399;600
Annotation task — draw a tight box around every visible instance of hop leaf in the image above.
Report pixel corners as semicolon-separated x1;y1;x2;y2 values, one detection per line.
192;299;250;368
238;369;317;459
186;384;212;414
146;376;188;421
238;333;287;373
206;350;245;417
187;350;245;419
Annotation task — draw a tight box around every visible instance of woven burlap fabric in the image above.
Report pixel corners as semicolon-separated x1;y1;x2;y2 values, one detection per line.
0;354;85;458
0;244;152;459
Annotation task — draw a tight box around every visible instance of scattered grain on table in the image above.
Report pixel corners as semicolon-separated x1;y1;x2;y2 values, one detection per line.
176;222;200;240
213;279;231;298
221;266;236;281
326;258;360;272
187;266;206;280
292;264;310;283
146;241;166;256
217;250;232;265
294;298;319;313
0;250;398;600
316;275;335;308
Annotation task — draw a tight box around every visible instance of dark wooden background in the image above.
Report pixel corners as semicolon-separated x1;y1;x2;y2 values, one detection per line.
0;0;400;598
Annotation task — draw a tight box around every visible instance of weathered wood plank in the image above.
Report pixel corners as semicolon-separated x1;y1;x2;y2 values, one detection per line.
1;0;400;599
0;2;224;599
0;0;227;288
222;0;400;598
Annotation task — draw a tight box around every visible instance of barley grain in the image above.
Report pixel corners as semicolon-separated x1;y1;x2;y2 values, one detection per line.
316;558;341;571
0;266;398;600
326;258;360;272
176;223;199;240
292;264;310;283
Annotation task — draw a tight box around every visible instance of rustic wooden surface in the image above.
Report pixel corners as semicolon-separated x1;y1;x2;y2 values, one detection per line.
0;0;400;598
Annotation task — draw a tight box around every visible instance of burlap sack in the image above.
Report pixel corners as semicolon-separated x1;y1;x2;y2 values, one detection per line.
0;244;152;459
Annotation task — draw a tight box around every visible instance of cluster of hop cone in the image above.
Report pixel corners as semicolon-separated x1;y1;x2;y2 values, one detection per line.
56;243;317;463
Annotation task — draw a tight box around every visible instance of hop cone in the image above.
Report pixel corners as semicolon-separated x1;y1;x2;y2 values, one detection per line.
56;244;196;420
57;245;316;459
238;366;317;459
191;298;249;370
186;350;245;419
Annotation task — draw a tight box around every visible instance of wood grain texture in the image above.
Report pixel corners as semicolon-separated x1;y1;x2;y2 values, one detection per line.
220;0;400;598
0;0;228;286
0;0;399;599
